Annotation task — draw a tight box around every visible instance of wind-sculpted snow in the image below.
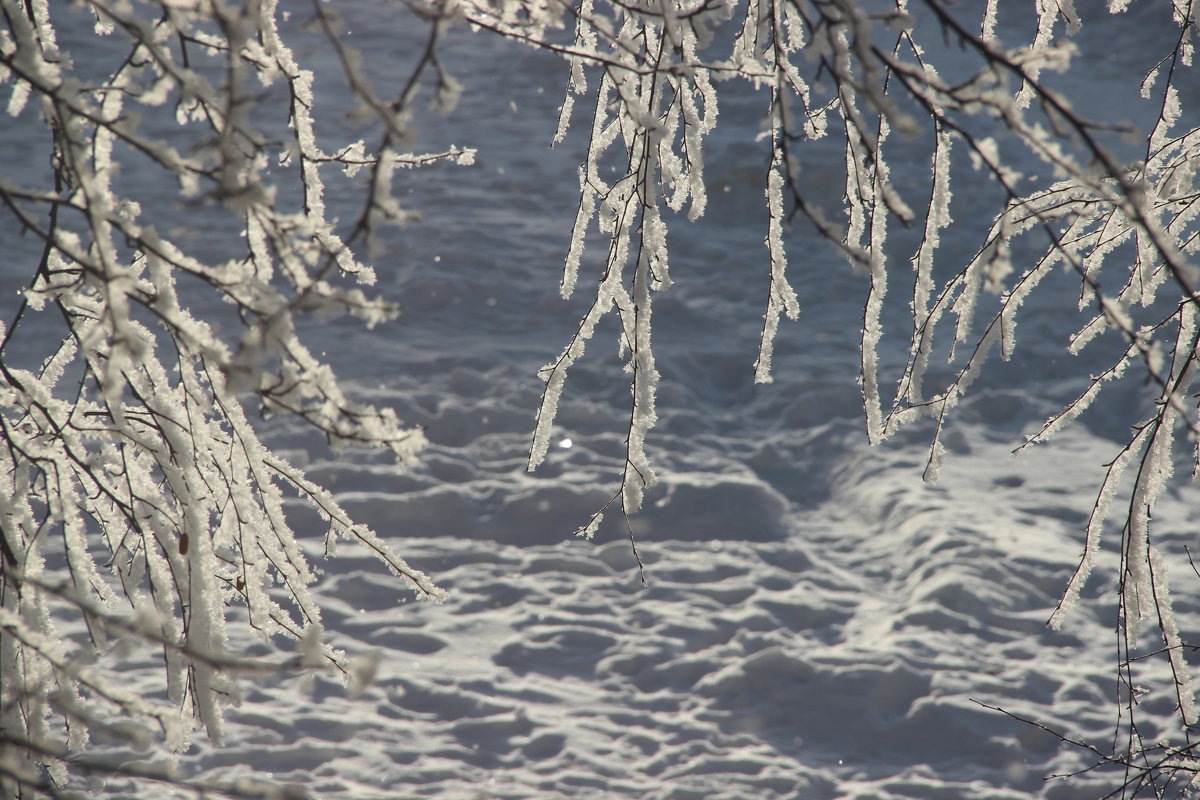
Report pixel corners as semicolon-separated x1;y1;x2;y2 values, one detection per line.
75;363;1183;800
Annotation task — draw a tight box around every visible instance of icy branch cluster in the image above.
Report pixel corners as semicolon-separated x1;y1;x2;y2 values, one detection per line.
0;1;456;794
468;0;1200;751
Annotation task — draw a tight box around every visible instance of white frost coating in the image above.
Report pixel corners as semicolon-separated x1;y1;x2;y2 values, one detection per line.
1013;2;1071;111
0;1;450;780
263;454;443;601
1149;546;1199;725
682;68;716;221
575;512;604;540
1058;0;1082;36
1151;84;1183;156
642;204;670;290
534;10;721;507
1122;400;1179;640
903;131;953;406
530;274;622;470
980;0;999;41
997;256;1056;362
623;208;661;514
922;438;945;484
1068;313;1108;355
7;78;29;116
554;92;576;146
1024;346;1133;448
561;168;594;299
1140;65;1161;99
860;114;894;443
754;157;799;384
1048;426;1148;629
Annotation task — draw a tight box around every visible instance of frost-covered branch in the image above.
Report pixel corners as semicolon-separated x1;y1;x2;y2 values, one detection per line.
0;1;458;794
491;0;1200;784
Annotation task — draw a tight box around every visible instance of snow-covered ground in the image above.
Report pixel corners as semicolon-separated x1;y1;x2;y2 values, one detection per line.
6;3;1200;798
